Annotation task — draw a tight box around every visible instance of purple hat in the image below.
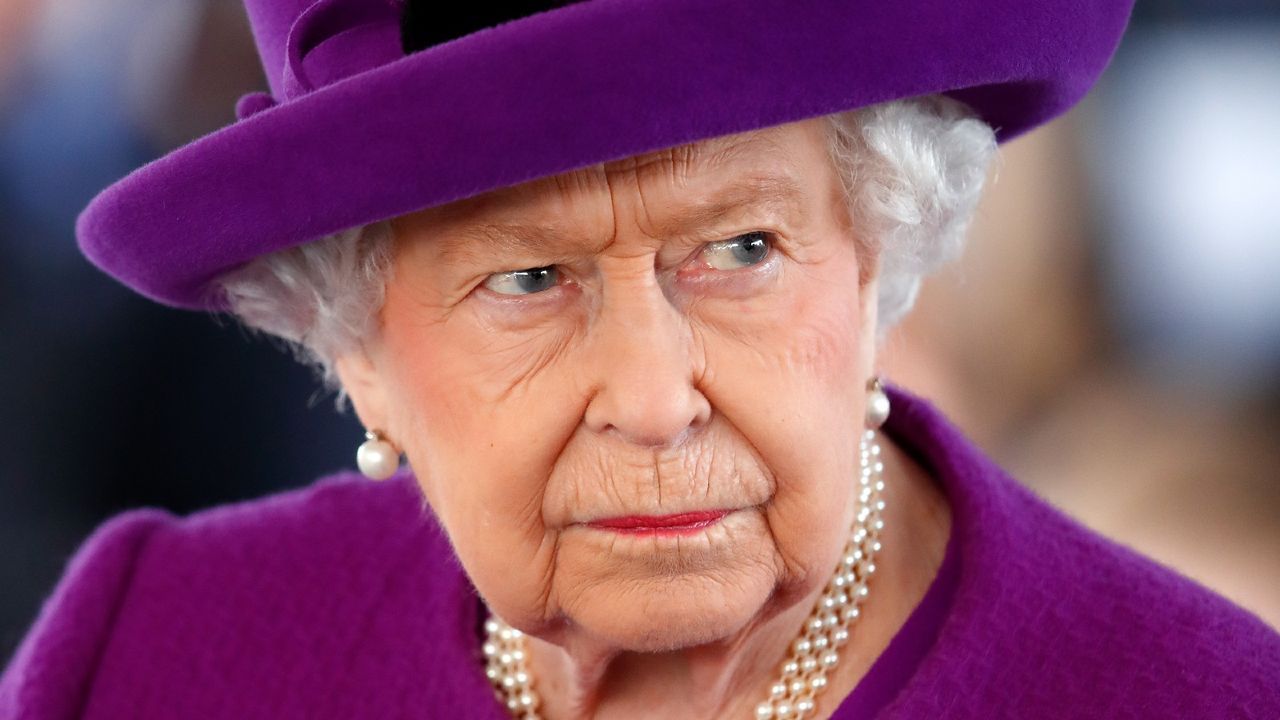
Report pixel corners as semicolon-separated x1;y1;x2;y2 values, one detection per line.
76;0;1134;310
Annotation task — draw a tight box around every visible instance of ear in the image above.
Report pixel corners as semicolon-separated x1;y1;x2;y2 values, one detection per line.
335;349;395;445
858;249;883;375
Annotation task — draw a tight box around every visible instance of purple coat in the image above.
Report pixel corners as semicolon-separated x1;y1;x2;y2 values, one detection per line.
3;386;1278;718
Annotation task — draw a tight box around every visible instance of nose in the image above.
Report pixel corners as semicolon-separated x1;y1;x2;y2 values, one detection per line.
582;272;712;449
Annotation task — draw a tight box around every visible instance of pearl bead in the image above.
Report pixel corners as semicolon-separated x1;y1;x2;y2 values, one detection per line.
775;702;793;717
756;703;776;719
865;387;890;428
770;682;788;699
356;436;399;480
800;657;819;673
782;660;800;676
795;698;816;715
821;651;840;668
790;679;806;695
810;675;828;691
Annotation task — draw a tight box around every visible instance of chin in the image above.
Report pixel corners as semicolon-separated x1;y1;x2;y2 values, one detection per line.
554;514;785;652
574;569;779;653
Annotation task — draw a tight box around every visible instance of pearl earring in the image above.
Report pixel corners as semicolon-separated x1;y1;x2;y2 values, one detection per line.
865;376;890;429
357;429;400;480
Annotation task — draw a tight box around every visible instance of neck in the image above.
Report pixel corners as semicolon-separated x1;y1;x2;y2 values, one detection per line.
519;435;951;720
526;577;825;720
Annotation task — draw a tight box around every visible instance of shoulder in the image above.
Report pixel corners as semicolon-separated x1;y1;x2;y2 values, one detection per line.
1;469;487;718
881;386;1280;718
994;493;1280;717
0;506;170;718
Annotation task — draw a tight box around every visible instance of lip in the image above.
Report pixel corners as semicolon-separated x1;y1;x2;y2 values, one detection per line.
586;510;731;536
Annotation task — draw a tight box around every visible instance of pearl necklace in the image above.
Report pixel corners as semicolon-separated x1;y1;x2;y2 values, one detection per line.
483;429;887;720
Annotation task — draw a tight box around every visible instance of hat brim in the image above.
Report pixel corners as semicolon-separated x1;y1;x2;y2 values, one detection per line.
77;0;1134;310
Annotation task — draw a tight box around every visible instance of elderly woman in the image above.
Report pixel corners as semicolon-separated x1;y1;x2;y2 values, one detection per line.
3;1;1278;718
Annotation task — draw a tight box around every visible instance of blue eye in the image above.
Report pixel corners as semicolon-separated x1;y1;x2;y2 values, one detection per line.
703;231;771;270
483;266;559;296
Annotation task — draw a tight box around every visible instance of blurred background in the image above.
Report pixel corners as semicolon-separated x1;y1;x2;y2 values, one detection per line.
1;0;1277;662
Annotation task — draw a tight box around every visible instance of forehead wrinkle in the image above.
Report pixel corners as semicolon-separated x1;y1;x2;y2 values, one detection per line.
424;127;800;264
646;172;810;239
618;129;788;184
617;131;805;238
436;220;606;266
425;169;613;264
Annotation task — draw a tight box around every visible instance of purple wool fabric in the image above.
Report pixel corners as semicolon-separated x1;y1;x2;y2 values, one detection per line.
2;385;1277;718
75;0;1135;310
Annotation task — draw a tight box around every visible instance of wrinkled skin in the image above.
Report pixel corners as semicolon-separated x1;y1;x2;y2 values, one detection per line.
337;117;951;719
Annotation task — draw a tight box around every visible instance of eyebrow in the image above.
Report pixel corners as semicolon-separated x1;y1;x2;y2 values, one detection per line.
651;173;807;237
436;173;808;264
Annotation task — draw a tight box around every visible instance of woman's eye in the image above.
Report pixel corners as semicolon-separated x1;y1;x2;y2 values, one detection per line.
701;231;772;270
482;266;560;296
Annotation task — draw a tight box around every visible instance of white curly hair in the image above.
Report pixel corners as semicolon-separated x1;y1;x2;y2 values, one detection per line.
216;94;997;394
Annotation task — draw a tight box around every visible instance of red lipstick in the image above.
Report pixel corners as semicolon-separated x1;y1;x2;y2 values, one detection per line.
587;510;730;536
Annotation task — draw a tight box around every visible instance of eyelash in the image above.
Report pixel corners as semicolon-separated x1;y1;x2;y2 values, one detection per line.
479;232;777;299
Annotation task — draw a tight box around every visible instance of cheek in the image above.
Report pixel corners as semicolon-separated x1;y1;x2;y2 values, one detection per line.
384;295;580;497
783;294;865;392
379;303;584;619
698;266;868;581
705;259;867;443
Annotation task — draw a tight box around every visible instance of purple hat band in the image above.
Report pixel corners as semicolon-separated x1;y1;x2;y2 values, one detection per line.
76;0;1136;311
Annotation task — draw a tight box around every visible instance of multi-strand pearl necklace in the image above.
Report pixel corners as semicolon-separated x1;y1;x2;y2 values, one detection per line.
483;428;887;720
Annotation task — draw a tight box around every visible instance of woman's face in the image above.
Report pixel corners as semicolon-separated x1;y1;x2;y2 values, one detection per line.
339;116;880;652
